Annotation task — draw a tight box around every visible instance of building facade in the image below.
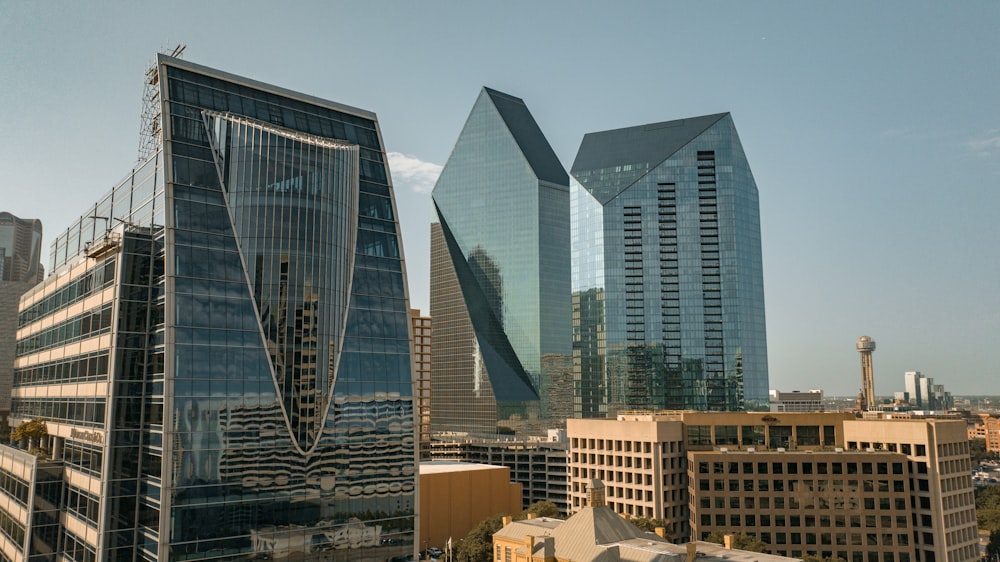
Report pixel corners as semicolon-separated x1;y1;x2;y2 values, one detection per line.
411;310;432;460
429;432;569;514
4;54;417;562
418;461;521;554
769;390;824;413
571;114;768;416
430;87;571;435
567;412;978;562
0;213;44;413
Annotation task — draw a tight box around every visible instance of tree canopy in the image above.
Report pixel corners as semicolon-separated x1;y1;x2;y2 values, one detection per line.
455;514;504;562
631;517;671;534
978;484;1000;532
971;438;1000;463
704;531;767;553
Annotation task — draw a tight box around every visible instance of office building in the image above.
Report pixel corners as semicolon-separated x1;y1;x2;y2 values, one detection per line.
494;480;798;562
689;449;916;562
430;87;571;435
567;412;978;562
571;114;768;415
429;431;569;513
769;389;824;412
4;54;416;561
842;419;978;562
0;213;43;284
0;213;44;413
412;309;432;460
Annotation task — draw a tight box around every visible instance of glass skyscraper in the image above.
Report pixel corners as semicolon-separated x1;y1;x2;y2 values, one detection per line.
571;113;768;414
429;87;571;436
4;54;415;561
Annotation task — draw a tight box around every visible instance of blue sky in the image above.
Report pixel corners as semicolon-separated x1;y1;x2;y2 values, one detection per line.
1;2;997;396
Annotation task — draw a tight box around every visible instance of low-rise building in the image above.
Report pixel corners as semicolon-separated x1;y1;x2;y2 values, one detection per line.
420;461;521;554
493;480;800;562
430;432;568;513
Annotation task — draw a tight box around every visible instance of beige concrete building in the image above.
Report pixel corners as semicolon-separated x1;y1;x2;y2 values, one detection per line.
567;412;979;562
689;449;915;561
494;480;800;562
843;419;978;562
419;461;522;553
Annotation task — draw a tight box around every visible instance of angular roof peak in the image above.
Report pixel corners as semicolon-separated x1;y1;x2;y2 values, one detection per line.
571;113;730;204
481;87;569;186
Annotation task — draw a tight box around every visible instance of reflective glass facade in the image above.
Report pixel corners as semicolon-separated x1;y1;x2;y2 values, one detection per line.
571;113;768;414
430;88;571;435
10;54;415;562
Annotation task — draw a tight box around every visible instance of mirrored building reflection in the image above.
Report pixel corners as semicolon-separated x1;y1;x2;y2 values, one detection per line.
2;54;416;562
571;113;769;414
430;88;571;436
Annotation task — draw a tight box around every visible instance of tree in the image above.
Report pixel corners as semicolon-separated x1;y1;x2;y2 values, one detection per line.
11;418;48;455
971;438;999;464
455;515;504;562
631;517;672;534
704;531;766;553
987;529;1000;562
977;484;1000;532
520;501;561;520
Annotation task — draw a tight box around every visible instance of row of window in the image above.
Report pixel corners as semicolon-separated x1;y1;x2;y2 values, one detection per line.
18;258;116;327
0;509;24;548
697;477;907;494
10;399;106;429
13;350;110;387
15;304;113;356
697;460;905;475
0;470;28;507
66;485;101;526
699;510;909;529
687;424;836;446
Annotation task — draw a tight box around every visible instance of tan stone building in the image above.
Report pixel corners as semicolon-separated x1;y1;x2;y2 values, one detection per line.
567;412;979;562
968;414;1000;453
420;461;522;553
689;449;915;561
843;419;978;562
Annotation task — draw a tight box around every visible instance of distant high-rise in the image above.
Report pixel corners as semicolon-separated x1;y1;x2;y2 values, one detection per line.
571;113;768;413
0;212;43;283
0;212;43;412
430;87;571;435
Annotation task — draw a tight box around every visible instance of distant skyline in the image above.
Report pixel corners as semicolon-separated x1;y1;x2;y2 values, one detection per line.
1;2;997;396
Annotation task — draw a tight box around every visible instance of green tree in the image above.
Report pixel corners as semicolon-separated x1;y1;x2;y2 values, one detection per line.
704;531;767;553
520;501;561;519
971;438;1000;464
455;514;504;562
631;517;672;534
987;529;1000;562
977;484;1000;532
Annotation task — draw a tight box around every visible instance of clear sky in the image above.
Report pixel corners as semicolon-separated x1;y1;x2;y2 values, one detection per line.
1;1;997;397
